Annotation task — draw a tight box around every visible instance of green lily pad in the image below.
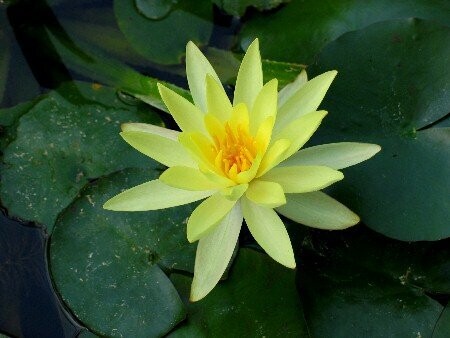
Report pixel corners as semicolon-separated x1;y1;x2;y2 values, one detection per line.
169;248;308;337
0;99;39;150
239;0;450;63
0;82;162;232
50;168;197;337
213;0;289;17
306;19;450;241
433;304;450;338
114;0;213;65
296;226;448;337
135;0;173;19
0;27;10;105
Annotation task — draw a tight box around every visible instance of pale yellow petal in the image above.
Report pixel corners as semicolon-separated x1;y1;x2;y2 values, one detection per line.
246;180;286;208
241;197;295;268
275;70;337;133
187;193;237;242
276;191;360;230
250;79;278;135
206;74;232;121
178;132;216;172
121;123;177;140
220;183;248;201
254;116;275;154
186;41;223;112
278;69;308;108
120;131;196;168
257;139;291;177
160;166;225;190
190;203;242;301
103;179;213;211
261;166;344;193
273;110;328;162
233;39;263;110
157;83;206;133
280;142;382;169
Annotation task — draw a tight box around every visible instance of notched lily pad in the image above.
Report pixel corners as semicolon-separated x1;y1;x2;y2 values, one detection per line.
114;0;213;64
239;0;450;63
0;82;162;232
169;248;308;337
50;168;197;337
308;19;450;240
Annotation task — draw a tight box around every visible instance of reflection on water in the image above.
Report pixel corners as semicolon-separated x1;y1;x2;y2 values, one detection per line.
0;214;81;337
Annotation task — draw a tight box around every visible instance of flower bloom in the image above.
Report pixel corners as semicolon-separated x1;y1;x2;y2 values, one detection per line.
104;39;380;301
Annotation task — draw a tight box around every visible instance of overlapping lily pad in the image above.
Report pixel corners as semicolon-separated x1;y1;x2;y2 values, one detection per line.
295;225;450;337
239;0;450;63
0;82;162;232
305;19;450;240
213;0;289;17
169;248;308;337
114;0;213;65
50;168;197;337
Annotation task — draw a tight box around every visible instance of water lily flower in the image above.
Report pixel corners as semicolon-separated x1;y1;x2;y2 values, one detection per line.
103;39;380;301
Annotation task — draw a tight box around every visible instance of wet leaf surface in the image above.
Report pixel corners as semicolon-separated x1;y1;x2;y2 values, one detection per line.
51;168;197;337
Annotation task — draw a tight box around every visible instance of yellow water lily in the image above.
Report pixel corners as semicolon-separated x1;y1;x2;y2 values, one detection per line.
103;39;380;301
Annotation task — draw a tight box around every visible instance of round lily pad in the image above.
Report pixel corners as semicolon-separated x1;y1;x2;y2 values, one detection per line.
295;226;448;337
169;248;308;337
307;19;450;240
50;168;197;337
114;0;213;65
239;0;450;63
0;82;162;233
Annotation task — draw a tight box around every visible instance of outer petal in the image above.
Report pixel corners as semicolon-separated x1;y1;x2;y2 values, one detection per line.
278;69;307;108
275;70;337;133
190;203;243;301
157;83;206;133
103;179;214;211
186;41;223;113
246;180;286;208
272;110;328;164
233;39;263;110
276;192;360;230
250;78;278;135
160;166;226;190
120;130;196;168
241;197;295;269
206;74;232;121
280;142;382;169
261;166;344;193
187;192;237;242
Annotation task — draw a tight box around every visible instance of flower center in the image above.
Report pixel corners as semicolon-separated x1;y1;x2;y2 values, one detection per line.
212;122;257;179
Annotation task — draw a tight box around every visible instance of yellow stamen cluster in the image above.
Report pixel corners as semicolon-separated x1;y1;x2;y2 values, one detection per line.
212;122;257;180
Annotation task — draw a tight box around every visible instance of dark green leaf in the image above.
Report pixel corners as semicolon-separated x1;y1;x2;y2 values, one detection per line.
0;27;10;105
1;82;162;232
0;99;39;150
433;304;450;338
114;0;213;65
307;19;450;240
135;0;173;19
169;248;308;337
239;0;450;63
295;225;447;337
50;168;196;337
